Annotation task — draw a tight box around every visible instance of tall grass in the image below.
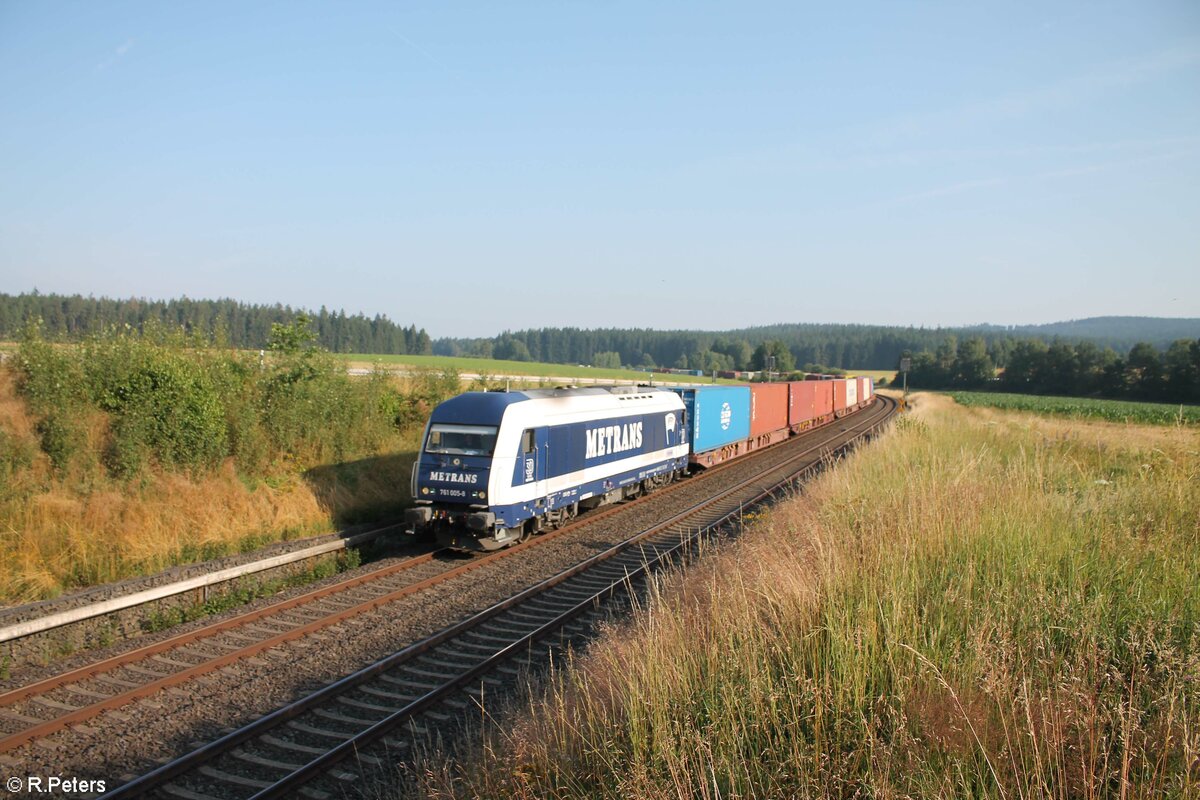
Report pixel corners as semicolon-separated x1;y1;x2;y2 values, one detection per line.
0;325;468;604
425;393;1200;799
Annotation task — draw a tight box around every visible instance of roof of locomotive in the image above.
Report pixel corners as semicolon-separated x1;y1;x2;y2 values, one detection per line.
428;386;682;427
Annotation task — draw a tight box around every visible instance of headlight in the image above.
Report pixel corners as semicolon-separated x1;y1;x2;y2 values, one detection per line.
477;491;487;499
421;487;430;495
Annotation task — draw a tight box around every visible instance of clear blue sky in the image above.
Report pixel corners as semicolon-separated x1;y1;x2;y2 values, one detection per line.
1;2;1197;338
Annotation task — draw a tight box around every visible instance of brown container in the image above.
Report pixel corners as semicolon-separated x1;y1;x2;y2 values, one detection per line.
833;379;849;412
750;383;790;437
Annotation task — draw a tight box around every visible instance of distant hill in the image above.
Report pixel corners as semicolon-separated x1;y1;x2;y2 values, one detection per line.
980;317;1200;350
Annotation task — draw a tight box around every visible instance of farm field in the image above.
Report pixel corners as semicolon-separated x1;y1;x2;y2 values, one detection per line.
333;352;739;384
845;368;895;381
949;390;1200;425
420;392;1200;798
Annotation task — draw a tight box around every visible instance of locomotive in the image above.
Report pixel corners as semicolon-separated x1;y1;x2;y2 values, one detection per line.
404;377;873;551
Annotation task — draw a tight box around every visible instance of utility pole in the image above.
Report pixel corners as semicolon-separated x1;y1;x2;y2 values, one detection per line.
899;357;911;409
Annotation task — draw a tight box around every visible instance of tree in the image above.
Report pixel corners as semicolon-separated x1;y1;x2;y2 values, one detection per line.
1163;339;1199;402
494;335;531;362
954;337;993;387
751;340;795;373
268;314;318;355
593;351;622;369
1126;342;1162;397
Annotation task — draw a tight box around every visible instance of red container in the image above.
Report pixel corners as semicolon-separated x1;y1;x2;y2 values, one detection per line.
814;380;834;417
858;377;872;405
833;379;849;412
750;383;789;437
788;381;816;426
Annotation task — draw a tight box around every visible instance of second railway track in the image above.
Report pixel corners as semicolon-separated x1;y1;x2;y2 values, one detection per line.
95;394;897;800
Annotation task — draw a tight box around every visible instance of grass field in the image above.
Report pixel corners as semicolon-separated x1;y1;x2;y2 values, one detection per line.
417;392;1200;798
845;368;896;382
948;390;1200;425
334;353;739;384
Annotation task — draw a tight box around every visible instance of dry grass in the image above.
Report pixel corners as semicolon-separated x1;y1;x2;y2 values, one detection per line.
0;367;419;605
417;392;1200;799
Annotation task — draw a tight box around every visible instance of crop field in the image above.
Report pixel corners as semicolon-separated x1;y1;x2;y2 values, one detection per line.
948;390;1200;425
422;392;1200;798
845;368;895;381
333;352;739;384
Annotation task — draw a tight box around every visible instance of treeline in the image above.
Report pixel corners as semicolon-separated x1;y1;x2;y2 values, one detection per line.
436;326;989;372
436;319;1200;372
0;292;433;355
905;336;1200;403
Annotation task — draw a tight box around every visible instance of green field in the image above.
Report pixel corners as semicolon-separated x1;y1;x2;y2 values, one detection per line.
334;352;740;384
948;390;1200;425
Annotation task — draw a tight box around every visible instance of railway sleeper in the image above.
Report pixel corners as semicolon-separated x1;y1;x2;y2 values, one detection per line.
196;764;273;790
557;571;627;588
459;628;539;647
331;768;363;783
150;654;201;669
360;681;423;701
298;786;335;800
242;621;295;636
416;653;487;671
461;675;509;697
92;673;142;689
552;583;620;602
536;584;611;602
120;663;171;679
0;707;45;725
259;734;328;756
27;695;81;713
337;695;403;715
60;684;110;700
421;706;463;723
381;734;414;750
228;747;305;773
313;706;386;728
437;638;503;657
490;608;559;627
160;782;224;800
473;618;542;636
287;719;357;741
394;663;457;682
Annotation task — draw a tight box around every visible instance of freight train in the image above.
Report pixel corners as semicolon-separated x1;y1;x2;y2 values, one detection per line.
404;377;874;551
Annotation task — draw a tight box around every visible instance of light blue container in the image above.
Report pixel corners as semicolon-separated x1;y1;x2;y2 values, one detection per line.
670;386;751;455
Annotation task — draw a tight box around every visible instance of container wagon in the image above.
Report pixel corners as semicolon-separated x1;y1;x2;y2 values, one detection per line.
749;383;790;449
669;385;752;468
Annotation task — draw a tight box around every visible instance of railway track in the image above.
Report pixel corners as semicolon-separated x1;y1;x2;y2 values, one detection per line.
0;397;883;763
95;394;896;800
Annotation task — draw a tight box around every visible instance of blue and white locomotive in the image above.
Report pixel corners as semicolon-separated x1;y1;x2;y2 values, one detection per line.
405;386;689;550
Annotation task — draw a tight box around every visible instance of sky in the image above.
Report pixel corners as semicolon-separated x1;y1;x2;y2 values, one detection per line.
1;2;1198;338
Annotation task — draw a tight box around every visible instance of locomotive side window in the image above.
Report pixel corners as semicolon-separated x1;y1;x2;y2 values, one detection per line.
426;424;499;456
521;429;535;454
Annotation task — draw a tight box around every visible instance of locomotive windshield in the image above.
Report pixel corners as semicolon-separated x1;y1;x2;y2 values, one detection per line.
425;424;499;456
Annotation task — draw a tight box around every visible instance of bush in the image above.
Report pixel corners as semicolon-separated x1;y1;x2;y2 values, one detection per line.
11;318;439;483
84;335;229;474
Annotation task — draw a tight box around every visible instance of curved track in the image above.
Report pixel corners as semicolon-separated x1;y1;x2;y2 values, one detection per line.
97;395;897;800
